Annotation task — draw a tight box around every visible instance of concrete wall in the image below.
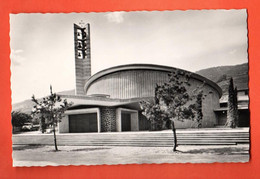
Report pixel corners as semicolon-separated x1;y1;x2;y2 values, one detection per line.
74;23;91;95
87;70;171;99
87;69;220;128
130;112;139;131
59;115;69;133
59;108;101;133
201;90;220;127
59;107;141;133
86;69;221;99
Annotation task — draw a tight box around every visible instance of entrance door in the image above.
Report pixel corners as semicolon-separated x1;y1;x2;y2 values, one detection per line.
69;113;97;133
121;113;131;131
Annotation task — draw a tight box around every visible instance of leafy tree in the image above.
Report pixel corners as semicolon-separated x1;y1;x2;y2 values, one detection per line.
226;78;239;128
31;86;73;151
140;71;204;151
140;100;167;131
32;114;47;133
11;111;32;133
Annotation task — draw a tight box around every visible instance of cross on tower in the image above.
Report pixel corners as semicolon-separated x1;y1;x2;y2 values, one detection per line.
79;20;87;28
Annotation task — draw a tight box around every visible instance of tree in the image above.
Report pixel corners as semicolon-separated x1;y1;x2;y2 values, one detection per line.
234;87;239;126
31;86;73;151
195;90;204;128
32;114;47;133
226;78;239;128
11;111;32;133
140;71;204;151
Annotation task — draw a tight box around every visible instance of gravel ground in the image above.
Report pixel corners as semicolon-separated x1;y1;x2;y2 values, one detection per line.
12;144;249;167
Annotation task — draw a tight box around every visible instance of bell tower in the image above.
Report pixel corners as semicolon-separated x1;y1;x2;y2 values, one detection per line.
74;22;91;95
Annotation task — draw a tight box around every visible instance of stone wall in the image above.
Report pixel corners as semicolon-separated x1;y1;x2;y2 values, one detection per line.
100;107;116;132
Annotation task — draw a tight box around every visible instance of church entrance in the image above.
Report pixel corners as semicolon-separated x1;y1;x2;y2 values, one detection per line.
69;113;98;133
116;108;139;132
121;112;131;131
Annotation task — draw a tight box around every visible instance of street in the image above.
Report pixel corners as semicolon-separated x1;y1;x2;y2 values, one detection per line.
12;144;249;166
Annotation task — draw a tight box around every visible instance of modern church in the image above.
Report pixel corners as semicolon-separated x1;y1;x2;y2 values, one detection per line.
58;23;249;133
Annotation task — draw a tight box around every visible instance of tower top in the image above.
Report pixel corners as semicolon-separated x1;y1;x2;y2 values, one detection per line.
74;22;91;95
78;20;88;28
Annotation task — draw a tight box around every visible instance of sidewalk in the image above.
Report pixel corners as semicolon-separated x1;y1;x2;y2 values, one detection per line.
14;127;250;136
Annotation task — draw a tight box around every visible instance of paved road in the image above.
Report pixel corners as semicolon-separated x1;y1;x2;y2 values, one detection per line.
12;144;249;166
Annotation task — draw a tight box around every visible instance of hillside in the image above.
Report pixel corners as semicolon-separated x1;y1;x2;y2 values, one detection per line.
12;89;75;114
196;63;248;94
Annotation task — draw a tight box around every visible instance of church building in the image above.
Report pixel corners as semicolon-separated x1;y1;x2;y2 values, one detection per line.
58;23;249;133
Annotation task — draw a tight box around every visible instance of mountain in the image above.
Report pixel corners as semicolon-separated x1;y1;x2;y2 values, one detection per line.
196;63;248;94
12;99;35;114
12;89;75;114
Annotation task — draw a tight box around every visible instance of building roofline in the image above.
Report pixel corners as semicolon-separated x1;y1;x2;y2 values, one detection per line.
214;105;249;111
84;63;222;97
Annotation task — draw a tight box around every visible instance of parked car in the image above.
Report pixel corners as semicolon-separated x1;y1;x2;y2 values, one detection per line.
21;123;40;131
21;123;33;131
31;124;40;131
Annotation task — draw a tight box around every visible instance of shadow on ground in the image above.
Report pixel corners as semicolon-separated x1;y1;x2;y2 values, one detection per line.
13;145;111;152
69;147;110;152
179;147;249;155
13;144;44;151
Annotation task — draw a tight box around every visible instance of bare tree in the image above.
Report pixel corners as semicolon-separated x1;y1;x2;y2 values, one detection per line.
31;86;73;151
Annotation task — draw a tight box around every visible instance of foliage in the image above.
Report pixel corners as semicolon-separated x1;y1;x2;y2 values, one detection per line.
140;70;205;151
194;90;204;128
11;111;31;128
31;86;73;151
140;101;168;130
141;71;204;127
226;78;239;128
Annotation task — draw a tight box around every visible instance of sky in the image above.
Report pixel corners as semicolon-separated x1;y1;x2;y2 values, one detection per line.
10;10;248;103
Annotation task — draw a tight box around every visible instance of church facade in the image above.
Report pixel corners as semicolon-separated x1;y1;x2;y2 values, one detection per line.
58;23;248;133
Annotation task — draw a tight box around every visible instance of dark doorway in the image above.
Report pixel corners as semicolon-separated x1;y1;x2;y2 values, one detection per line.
69;113;97;133
217;111;227;126
238;110;250;127
121;113;131;131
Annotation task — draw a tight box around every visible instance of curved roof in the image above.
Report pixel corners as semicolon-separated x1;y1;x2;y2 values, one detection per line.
84;64;222;97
